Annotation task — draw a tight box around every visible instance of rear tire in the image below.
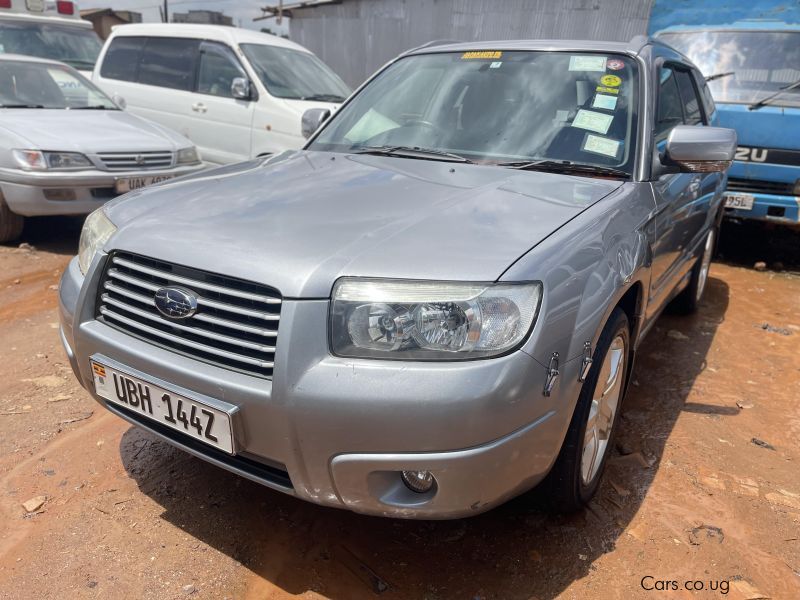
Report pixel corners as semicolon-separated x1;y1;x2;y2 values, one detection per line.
543;308;630;512
0;193;24;244
672;227;716;314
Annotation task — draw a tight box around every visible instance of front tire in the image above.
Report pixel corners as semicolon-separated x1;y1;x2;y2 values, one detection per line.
671;228;715;314
0;193;24;244
543;308;630;512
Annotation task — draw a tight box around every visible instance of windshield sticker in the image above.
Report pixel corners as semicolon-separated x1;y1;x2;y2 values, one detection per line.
596;86;619;95
583;134;622;159
600;74;622;87
572;109;614;135
489;61;503;69
592;94;618;111
606;58;625;71
462;51;502;60
569;55;607;72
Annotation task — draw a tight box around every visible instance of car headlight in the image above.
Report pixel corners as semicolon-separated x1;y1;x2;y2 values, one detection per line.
78;208;117;275
330;278;542;360
177;146;200;165
12;150;92;170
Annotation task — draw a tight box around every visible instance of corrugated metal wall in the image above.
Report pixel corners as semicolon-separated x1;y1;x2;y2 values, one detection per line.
290;0;655;87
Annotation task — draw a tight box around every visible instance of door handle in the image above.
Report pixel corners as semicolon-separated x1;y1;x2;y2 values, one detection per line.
191;102;207;113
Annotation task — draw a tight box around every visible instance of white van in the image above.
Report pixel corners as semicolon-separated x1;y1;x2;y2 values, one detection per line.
0;0;101;76
93;24;351;165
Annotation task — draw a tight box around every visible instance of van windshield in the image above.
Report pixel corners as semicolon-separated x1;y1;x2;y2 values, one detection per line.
310;51;640;171
0;20;101;70
240;43;351;102
658;30;800;107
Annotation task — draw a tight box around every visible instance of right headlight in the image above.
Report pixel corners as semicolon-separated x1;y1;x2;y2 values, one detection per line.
78;208;117;275
330;278;542;360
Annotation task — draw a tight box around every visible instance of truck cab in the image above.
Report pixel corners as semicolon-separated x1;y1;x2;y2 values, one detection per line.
0;0;101;77
656;21;800;226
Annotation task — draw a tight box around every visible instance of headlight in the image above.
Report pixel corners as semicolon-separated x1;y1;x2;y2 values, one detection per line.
12;150;92;170
177;146;200;165
78;208;117;275
330;278;542;360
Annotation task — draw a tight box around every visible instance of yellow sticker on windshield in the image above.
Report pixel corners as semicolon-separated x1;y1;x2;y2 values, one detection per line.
461;51;502;59
596;86;619;95
600;74;622;87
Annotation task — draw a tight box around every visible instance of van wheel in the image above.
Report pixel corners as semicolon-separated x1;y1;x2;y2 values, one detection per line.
543;308;630;512
672;228;716;314
0;194;24;244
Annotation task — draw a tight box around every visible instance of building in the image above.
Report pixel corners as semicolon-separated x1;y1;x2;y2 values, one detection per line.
172;10;234;26
79;8;142;39
267;0;797;88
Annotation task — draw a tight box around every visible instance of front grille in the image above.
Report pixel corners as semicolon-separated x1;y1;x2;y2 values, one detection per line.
97;151;174;170
96;252;281;378
727;177;795;196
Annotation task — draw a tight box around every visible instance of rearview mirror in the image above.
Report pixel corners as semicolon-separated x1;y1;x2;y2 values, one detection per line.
664;125;737;173
301;108;331;139
231;77;251;100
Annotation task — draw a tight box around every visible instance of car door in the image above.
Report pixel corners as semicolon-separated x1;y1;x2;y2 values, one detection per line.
647;63;717;320
187;41;255;165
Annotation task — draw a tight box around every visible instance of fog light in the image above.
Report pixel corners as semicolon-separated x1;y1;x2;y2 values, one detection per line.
44;188;76;201
401;470;435;493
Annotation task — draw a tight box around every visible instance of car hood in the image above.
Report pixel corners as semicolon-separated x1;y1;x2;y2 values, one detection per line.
105;151;624;298
0;109;187;152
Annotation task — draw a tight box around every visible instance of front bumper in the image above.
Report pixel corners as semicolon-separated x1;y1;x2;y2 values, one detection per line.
0;164;205;217
724;191;800;226
59;255;582;519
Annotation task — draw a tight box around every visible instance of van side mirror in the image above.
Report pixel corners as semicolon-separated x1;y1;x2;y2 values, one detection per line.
301;108;331;138
231;77;251;100
663;125;737;173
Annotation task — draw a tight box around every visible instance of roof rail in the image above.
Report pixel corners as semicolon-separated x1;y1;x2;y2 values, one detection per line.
405;39;461;54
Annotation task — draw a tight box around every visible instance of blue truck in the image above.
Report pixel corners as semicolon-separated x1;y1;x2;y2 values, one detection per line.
655;21;800;226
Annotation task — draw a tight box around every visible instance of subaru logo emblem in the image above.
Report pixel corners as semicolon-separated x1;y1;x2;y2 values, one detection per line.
154;287;198;319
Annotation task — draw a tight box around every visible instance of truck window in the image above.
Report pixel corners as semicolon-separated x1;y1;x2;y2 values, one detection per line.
100;36;145;82
138;37;199;91
674;69;703;125
656;66;684;141
197;42;247;98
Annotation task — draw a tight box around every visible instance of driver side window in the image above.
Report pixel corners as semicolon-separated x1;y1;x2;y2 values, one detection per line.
197;42;247;99
655;66;684;142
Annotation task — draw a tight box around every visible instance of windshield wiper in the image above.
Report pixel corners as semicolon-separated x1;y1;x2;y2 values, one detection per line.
705;71;734;82
353;145;474;163
301;93;346;102
0;103;45;108
498;159;630;179
69;105;116;110
748;78;800;111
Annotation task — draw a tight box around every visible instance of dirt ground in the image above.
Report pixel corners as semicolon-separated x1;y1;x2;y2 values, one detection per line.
1;217;799;600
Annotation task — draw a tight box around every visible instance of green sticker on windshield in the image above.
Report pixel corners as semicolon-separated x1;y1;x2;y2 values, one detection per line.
572;109;614;134
583;134;622;159
568;55;607;72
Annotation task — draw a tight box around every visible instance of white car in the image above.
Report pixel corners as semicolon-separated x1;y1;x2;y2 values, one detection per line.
92;24;352;165
0;54;204;242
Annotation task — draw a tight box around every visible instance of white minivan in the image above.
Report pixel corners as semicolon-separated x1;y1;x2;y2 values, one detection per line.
93;24;351;165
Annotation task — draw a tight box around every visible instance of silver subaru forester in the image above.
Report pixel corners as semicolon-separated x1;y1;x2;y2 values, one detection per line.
60;37;736;519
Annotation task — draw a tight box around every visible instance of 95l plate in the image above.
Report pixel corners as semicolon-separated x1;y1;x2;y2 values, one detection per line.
724;192;754;210
91;359;236;454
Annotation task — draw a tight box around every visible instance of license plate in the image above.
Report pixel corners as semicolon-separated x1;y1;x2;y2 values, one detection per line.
115;175;175;194
91;360;235;453
724;193;754;210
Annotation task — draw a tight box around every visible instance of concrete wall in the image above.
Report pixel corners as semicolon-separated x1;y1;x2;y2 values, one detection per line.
290;0;655;87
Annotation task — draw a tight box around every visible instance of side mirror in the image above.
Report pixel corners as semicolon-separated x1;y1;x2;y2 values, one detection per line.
231;77;251;100
301;107;331;139
111;93;126;109
664;125;737;173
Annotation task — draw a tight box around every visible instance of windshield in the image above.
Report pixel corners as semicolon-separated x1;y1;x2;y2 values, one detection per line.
0;60;117;109
0;20;101;70
309;51;640;171
658;30;800;107
240;43;351;101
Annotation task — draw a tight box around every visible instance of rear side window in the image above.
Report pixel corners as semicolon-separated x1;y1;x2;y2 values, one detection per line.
100;36;145;82
138;37;199;91
674;69;703;125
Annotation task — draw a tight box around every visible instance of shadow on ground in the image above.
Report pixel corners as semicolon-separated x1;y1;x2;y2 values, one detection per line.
1;215;84;256
717;219;800;272
119;276;730;599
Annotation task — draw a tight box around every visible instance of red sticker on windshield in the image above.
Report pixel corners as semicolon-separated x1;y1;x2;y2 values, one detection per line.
606;59;625;71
